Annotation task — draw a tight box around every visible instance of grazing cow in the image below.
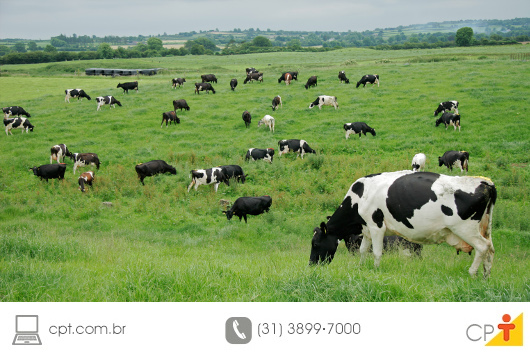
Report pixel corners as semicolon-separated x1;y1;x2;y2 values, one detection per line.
344;233;423;256
194;82;216;94
65;89;91;103
246;67;258;74
230;78;238;91
172;78;186;88
278;71;298;83
135;160;176;185
69;153;100;174
96;96;122;111
188;167;229;192
309;170;497;278
244;72;263;84
304;76;318;89
78;171;94;192
117;81;138;94
223;196;272;223
161;111;180;127
344;122;376;139
284;73;293;85
356;74;379;88
3;106;31;118
411;153;426;172
271;95;282;111
258;115;275;132
436;112;461;131
245;148;275;163
201;74;218;83
220;165;247;184
172;99;190;111
242;110;252;128
438;150;469;173
278;139;316;159
434;100;459;116
50;144;71;164
309;95;338;110
4;117;34;135
338;71;350;84
29;163;67;182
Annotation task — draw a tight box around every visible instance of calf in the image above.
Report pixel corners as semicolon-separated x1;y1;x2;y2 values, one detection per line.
309;95;338;110
271;95;282;111
304;75;317;89
278;139;316;159
438;150;469;173
117;81;138;94
356;74;379;88
278;71;298;83
436;112;461;131
220;165;247;184
343;122;376;139
172;78;186;88
194;82;216;94
3;106;31;118
244;72;263;84
188;167;229;192
65;89;91;103
411;153;426;172
29;163;66;182
50;144;71;163
258;115;275;132
223;196;272;223
242;110;252;128
434;100;459;116
245;148;274;163
172;99;190;111
201;74;218;83
161;111;180;127
338;71;350;84
78;171;94;192
135;160;176;185
4;117;34;135
69;153;101;174
230;78;238;91
96;96;122;111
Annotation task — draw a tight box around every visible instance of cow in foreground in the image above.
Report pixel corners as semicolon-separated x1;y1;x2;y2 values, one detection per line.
338;71;350;84
172;78;186;88
220;165;247;184
278;139;316;159
356;74;379;88
344;122;376;139
188;167;229;192
309;95;338;110
223;196;272;223
411;153;426;172
172;99;190;111
65;89;91;103
3;106;31;118
29;163;66;182
434;100;459;116
242;110;251;128
439;150;469;173
230;78;238;91
309;170;497;278
194;82;216;94
117;81;138;94
304;76;317;89
135;160;176;185
436;112;461;131
50;144;71;163
258;115;275;132
96;96;122;111
78;171;94;192
272;96;282;111
4;117;34;135
161;111;180;127
245;148;274;163
70;153;100;174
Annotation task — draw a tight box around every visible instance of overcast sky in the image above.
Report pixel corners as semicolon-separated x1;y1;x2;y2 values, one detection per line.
1;0;528;39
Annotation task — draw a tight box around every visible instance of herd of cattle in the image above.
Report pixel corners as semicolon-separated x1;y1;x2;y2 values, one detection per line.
3;66;496;278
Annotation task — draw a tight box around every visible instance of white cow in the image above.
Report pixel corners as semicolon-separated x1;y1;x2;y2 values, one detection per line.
188;167;229;192
258;115;275;132
309;95;338;110
411;153;426;172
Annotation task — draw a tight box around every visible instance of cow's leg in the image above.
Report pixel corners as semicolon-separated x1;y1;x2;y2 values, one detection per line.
187;180;195;192
359;236;372;265
369;226;385;268
214;182;219;192
243;214;248;223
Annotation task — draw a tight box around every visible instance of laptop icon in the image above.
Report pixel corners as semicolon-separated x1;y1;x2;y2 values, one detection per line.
12;315;42;345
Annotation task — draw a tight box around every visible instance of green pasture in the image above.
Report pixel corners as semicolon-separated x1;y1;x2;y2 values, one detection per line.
0;45;529;301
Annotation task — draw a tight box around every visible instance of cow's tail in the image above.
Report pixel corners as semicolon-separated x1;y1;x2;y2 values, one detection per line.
480;181;497;240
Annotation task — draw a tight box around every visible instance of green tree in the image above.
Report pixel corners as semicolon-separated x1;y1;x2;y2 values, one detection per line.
252;36;272;47
97;43;114;59
456;27;474;46
44;45;57;53
147;37;163;51
13;43;26;53
190;44;205;55
27;42;39;51
0;45;10;56
50;38;67;47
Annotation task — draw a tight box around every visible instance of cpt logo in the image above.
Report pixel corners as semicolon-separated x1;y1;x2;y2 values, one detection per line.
466;313;523;346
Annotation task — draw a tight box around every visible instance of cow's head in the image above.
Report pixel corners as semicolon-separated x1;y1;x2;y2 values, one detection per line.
435;117;443;127
29;167;39;175
367;128;376;136
223;210;234;221
167;165;177;175
438;157;444;167
309;222;339;265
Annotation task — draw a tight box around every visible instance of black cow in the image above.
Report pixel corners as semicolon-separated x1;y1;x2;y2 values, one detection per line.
201;74;218;83
220;165;247;184
223;196;272;223
436;112;461;131
304;76;318;89
50;144;71;163
278;71;298;83
96;96;122;111
65;89;91;103
194;82;216;94
29;163;66;182
188;167;229;192
338;71;350;84
272;95;282;111
242;110;252;128
230;78;238;91
3;106;31;118
244;72;263;84
117;81;138;94
438;150;469;173
172;78;186;88
70;153;100;174
356;74;379;88
173;99;190;111
344;122;376;139
135;160;177;185
78;171;94;192
245;148;274;163
161;111;180;127
434;100;459;116
4;117;34;135
278;139;316;159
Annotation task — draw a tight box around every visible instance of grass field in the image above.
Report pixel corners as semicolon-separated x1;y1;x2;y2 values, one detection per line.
0;45;529;302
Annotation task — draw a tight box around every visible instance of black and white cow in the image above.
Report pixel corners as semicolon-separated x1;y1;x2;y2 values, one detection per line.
246;67;258;74
188;167;229;192
309;95;338;110
278;71;298;83
69;153;100;174
194;82;216;94
258;115;275;132
278;139;316;159
4;117;34;135
65;89;91;103
411;153;426;172
135;160;177;185
172;78;186;88
338;71;350;84
245;148;275;163
29;163;67;182
230;78;238;91
220;165;247;184
434;100;459;116
272;95;282;111
309;170;497;278
304;76;317;89
96;96;122;111
244;72;263;84
172;99;190;111
201;74;218;83
356;74;379;88
3;106;31;118
436;112;461;131
161;111;180;127
223;196;272;223
343;122;376;139
50;144;71;163
438;150;469;173
117;81;138;94
242;110;252;128
78;171;94;192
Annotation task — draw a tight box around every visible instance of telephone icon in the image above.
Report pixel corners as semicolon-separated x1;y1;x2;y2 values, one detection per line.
226;317;252;344
233;320;246;340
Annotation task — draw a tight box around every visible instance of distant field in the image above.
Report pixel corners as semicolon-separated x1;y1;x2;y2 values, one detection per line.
0;45;528;302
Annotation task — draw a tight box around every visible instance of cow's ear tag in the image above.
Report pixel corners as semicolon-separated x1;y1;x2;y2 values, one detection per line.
320;222;327;235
